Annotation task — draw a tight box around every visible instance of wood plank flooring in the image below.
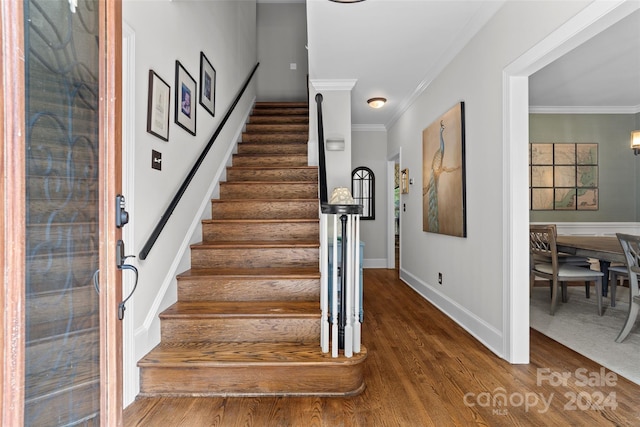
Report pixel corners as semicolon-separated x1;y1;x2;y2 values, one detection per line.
124;268;640;426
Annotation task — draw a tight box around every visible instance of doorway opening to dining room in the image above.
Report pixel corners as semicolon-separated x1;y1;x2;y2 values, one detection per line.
503;1;640;366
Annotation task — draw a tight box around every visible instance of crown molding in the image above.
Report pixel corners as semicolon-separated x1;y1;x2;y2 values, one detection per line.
310;79;358;91
529;104;640;114
352;124;387;132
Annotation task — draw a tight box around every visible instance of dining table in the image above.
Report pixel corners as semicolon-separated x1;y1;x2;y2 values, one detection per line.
556;235;625;297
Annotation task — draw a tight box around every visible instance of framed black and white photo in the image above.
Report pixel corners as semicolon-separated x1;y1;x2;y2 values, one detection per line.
146;70;170;141
199;52;216;117
174;60;197;135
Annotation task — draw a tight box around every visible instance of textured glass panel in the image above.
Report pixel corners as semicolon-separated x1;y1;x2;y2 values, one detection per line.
24;0;100;425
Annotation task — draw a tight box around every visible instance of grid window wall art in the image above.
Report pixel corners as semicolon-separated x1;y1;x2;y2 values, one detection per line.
529;143;598;211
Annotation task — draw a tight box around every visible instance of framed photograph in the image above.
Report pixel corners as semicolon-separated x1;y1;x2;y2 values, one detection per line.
175;60;197;135
422;102;466;237
199;52;216;117
146;70;170;141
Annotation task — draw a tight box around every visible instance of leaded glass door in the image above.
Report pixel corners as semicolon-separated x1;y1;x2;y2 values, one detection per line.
15;0;122;424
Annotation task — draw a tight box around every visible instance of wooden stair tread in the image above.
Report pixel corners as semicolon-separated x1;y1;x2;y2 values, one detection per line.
192;240;319;248
160;300;319;318
220;180;317;185
177;267;320;279
233;153;306;158
227;166;316;170
212;198;317;202
202;218;318;224
254;101;308;108
138;342;366;367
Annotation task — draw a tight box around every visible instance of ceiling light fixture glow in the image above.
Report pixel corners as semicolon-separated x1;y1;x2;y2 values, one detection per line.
367;97;387;109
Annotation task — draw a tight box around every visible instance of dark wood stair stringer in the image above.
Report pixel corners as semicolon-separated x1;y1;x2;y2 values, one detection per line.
137;101;367;396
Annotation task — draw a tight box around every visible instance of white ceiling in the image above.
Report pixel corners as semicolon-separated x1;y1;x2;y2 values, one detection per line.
529;8;640;114
301;0;640;129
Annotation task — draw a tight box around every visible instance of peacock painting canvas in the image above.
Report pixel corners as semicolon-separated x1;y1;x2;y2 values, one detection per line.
422;102;467;237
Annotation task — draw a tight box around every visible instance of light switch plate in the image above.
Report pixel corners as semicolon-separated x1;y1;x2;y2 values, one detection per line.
290;63;297;70
152;150;162;171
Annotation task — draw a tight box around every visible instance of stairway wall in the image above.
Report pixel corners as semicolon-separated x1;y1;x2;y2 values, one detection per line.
127;101;255;403
123;1;258;405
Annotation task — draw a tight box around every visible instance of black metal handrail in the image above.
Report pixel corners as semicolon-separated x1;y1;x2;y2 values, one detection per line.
315;93;329;207
139;62;260;260
315;93;362;216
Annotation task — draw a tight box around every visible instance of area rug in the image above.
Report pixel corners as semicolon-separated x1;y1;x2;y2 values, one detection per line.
530;285;640;386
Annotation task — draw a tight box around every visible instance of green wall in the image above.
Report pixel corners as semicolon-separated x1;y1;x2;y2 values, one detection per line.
529;113;639;222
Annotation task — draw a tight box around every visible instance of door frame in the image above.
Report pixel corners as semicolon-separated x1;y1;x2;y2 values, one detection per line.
0;1;123;424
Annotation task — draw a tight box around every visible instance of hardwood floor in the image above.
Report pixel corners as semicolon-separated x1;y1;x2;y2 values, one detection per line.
124;269;640;426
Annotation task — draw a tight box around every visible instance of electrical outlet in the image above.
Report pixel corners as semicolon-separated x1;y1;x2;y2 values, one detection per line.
438;272;443;284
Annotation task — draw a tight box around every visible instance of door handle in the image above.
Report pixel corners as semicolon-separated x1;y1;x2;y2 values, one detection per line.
116;239;138;320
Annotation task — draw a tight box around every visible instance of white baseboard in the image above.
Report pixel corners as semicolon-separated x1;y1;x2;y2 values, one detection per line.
399;268;504;359
363;258;387;269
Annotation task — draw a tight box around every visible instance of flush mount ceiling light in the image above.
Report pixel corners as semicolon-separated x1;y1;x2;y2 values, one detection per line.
329;0;366;3
367;97;387;109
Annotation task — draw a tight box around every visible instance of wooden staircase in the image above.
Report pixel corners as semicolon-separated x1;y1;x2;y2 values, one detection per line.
137;101;367;396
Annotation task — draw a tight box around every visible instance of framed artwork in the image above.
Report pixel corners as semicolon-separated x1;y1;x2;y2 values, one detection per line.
400;168;409;194
174;60;197;135
199;52;216;117
422;102;466;237
529;142;598;210
146;70;170;141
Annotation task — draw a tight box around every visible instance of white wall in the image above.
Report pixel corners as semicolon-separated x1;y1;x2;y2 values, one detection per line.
352;129;388;267
122;0;257;404
308;83;354;193
257;2;308;101
387;1;592;358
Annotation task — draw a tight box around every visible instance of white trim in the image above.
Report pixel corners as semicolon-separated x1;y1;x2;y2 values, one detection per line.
502;74;530;364
309;78;357;92
531;222;640;237
352;124;386;132
503;0;640;364
134;99;255;337
530;105;640;114
363;259;387;269
400;268;504;357
121;23;137;407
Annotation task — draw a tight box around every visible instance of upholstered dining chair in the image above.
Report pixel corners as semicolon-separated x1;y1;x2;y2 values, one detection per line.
530;224;604;316
529;224;593;299
614;233;640;343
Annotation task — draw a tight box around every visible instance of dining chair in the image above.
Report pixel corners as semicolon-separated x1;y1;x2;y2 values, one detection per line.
530;225;603;316
530;224;593;299
614;233;640;343
608;265;628;308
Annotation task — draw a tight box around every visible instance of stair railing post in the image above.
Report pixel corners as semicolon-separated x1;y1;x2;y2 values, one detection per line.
344;213;354;357
338;214;348;350
320;212;329;353
353;214;361;353
331;214;339;358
